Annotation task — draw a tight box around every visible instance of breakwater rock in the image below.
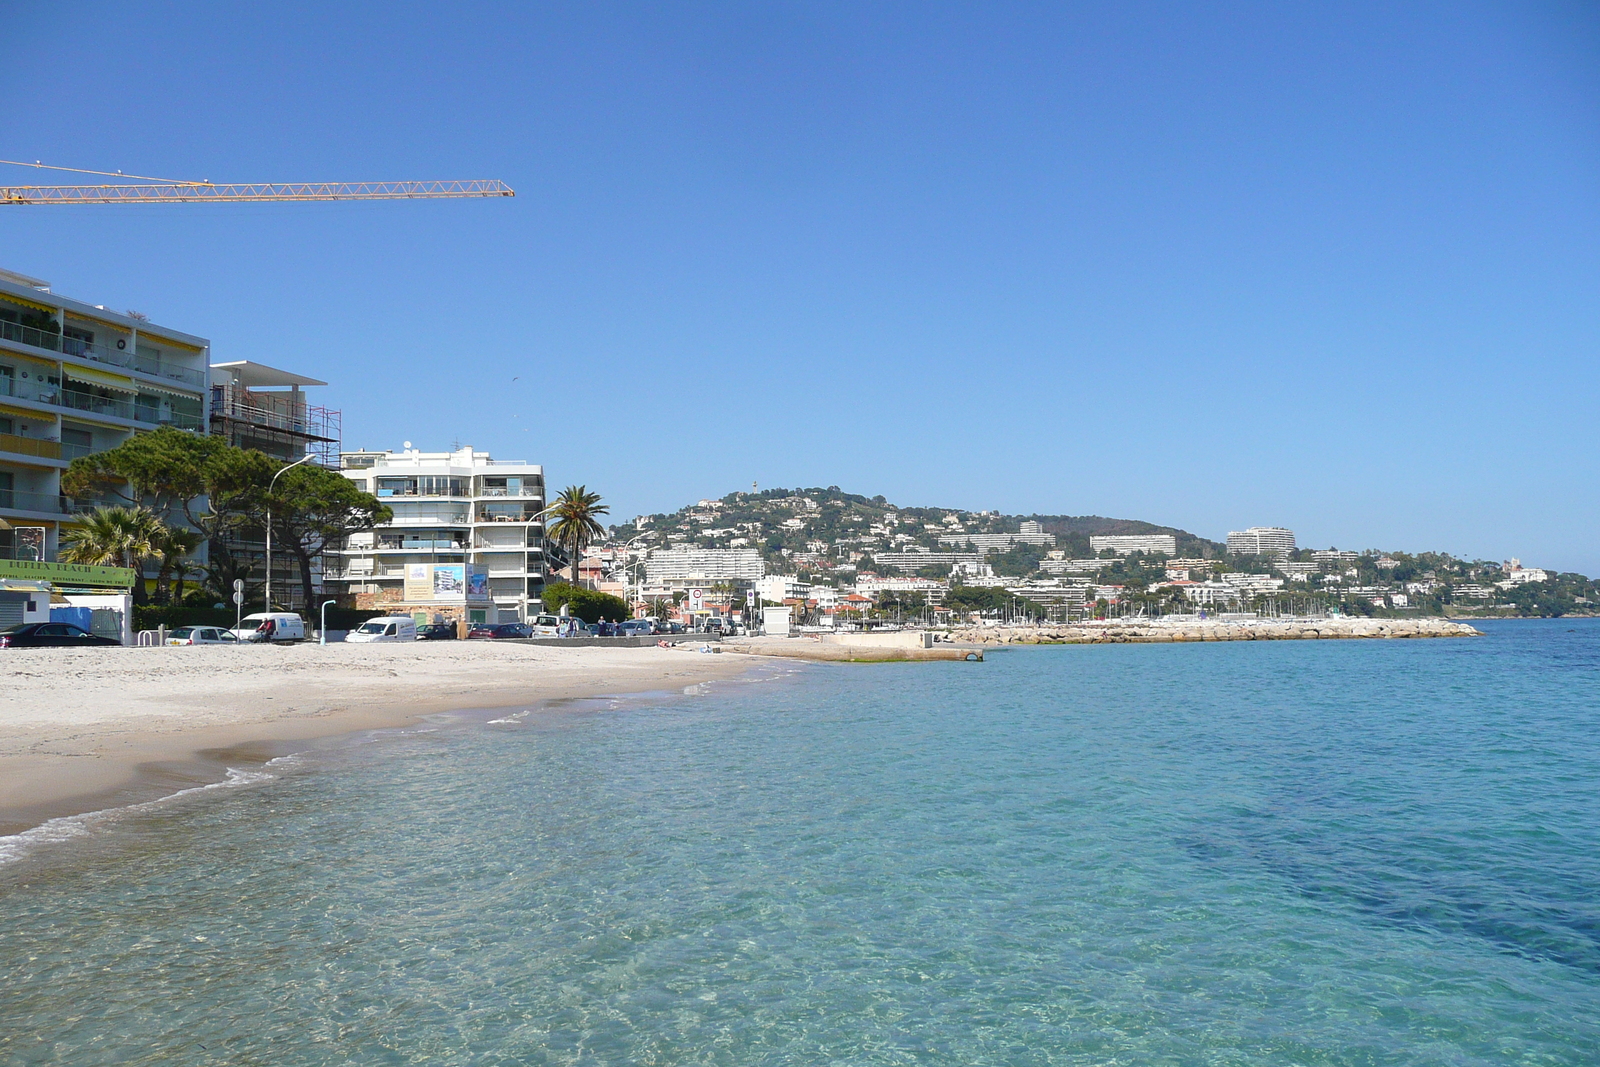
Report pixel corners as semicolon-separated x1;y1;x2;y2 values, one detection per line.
949;617;1480;645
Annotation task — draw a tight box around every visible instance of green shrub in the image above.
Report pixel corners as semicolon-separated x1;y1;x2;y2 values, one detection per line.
540;582;629;624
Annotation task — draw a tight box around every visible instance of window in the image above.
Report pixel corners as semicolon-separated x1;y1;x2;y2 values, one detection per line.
0;418;11;436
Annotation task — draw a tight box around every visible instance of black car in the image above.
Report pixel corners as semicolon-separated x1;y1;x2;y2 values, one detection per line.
467;623;533;640
0;622;121;648
416;623;458;641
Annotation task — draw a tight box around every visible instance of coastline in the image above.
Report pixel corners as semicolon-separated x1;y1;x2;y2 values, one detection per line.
0;643;753;839
949;615;1481;644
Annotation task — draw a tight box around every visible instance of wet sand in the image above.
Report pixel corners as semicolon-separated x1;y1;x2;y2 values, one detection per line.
0;642;751;837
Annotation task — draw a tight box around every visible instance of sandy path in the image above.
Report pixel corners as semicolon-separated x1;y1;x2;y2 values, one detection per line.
0;642;752;834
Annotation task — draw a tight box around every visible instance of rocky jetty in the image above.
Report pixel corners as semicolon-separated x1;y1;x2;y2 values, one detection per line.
948;616;1480;645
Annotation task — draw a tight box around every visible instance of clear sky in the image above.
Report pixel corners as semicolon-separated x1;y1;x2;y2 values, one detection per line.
5;2;1598;571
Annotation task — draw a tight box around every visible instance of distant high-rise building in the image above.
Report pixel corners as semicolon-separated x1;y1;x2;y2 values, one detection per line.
1227;527;1296;558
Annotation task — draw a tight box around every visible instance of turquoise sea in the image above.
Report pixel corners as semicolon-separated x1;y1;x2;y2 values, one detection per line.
3;619;1599;1065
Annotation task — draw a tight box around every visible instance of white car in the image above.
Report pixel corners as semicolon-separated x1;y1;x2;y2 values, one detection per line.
346;615;418;643
166;625;238;646
231;612;307;643
529;614;563;636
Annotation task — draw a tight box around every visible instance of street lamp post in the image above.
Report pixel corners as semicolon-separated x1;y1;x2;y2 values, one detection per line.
320;599;337;645
264;453;314;613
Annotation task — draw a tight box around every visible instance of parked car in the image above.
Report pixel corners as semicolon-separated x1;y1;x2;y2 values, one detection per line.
165;625;238;646
699;617;734;636
528;614;563;636
619;620;655;637
416;622;458;641
231;612;307;643
0;622;121;648
347;616;418;643
467;623;533;640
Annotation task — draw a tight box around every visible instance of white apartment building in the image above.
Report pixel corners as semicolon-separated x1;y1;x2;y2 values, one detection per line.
853;575;945;602
1227;527;1296;558
644;547;765;592
937;520;1056;552
1089;534;1177;556
335;447;545;624
1038;558;1115;575
756;574;812;604
1312;549;1359;568
874;550;984;573
1;268;210;564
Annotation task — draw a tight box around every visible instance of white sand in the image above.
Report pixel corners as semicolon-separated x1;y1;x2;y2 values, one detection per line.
0;642;751;833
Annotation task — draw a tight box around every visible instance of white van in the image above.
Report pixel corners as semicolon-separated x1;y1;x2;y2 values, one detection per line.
529;614;563;636
232;612;307;643
346;615;418;643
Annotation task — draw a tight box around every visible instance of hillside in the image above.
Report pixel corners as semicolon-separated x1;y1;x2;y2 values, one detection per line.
612;486;1223;578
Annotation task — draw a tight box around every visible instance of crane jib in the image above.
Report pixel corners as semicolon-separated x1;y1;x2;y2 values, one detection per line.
0;180;515;204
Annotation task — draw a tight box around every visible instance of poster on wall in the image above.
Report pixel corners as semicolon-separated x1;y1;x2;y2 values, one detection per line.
432;564;465;598
14;527;45;561
467;567;489;600
404;564;432;602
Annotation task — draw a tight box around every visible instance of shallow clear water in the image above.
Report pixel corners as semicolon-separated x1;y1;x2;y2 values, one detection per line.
3;619;1599;1065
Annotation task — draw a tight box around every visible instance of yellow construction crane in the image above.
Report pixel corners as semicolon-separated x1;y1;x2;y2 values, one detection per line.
0;160;513;204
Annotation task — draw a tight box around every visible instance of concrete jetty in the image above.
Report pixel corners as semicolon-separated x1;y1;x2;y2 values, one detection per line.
949;616;1480;645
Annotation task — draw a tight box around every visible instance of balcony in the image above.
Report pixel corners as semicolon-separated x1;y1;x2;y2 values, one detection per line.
477;486;542;499
2;318;206;388
0;433;62;460
0;380;205;430
0;489;68;516
477;505;542;524
386;512;470;526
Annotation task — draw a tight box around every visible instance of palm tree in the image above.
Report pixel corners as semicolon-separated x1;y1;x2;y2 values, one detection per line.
544;485;609;587
60;506;168;604
154;526;203;604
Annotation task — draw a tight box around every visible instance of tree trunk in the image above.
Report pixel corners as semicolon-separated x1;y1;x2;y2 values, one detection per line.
293;542;317;618
570;534;580;586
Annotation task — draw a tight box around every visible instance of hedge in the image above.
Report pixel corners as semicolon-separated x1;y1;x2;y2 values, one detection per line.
132;605;384;633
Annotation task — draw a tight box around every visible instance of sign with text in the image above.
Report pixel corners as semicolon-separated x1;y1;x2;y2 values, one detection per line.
0;558;135;588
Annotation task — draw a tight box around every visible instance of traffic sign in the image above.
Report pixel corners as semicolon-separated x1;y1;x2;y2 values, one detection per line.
232;591;245;605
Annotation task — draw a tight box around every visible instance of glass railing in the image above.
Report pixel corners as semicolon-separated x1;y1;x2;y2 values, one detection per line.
2;319;207;388
0;489;68;515
477;486;543;498
53;389;204;429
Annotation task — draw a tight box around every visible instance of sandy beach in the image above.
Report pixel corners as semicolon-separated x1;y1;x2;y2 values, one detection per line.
0;642;752;837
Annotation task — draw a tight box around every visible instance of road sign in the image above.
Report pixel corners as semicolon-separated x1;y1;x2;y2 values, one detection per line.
232;591;245;605
690;588;704;610
233;579;245;592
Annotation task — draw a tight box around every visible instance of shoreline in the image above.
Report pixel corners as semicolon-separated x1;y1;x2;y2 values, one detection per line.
0;643;753;840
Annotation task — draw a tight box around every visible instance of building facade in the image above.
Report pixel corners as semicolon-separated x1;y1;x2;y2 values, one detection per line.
1226;526;1296;558
0;267;209;565
208;360;342;609
642;547;765;595
334;447;546;624
1088;534;1177;557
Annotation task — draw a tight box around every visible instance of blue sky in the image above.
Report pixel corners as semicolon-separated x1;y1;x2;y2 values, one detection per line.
5;2;1598;571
